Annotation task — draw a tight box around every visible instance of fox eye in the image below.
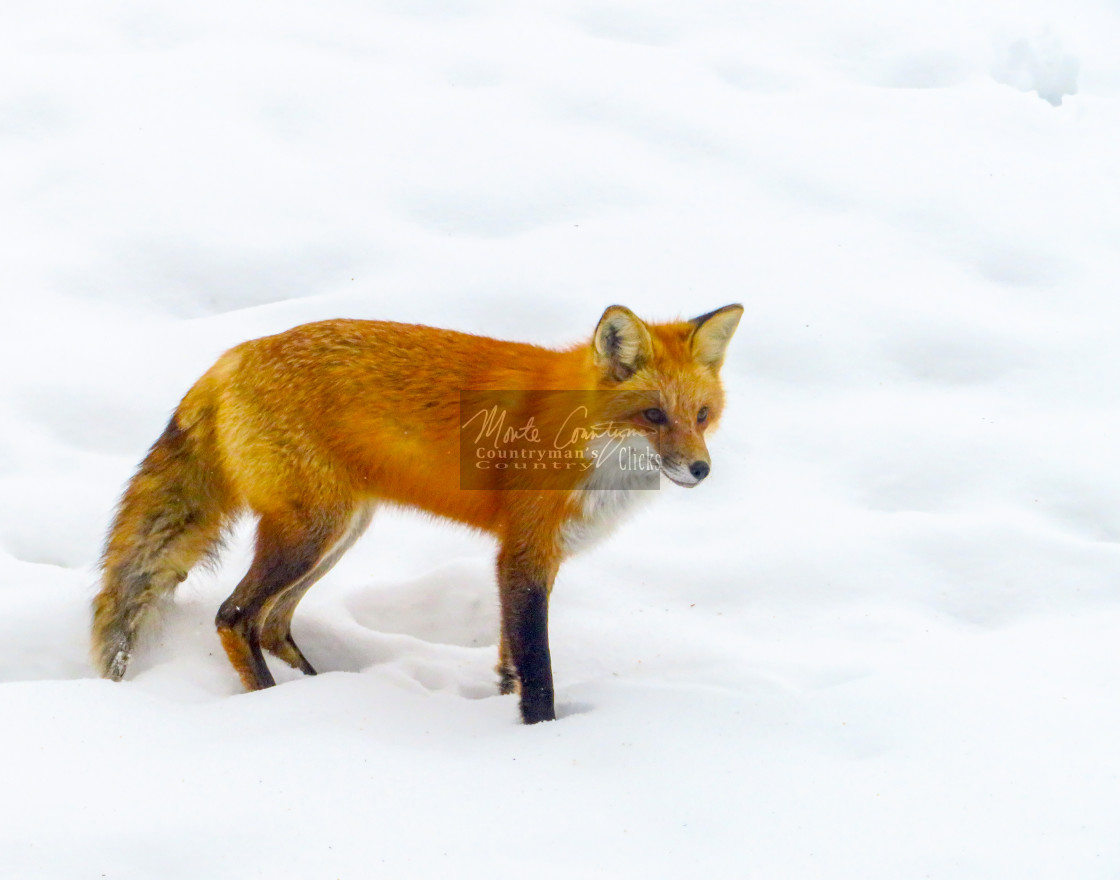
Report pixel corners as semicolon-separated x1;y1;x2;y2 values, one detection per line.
644;407;668;425
697;406;709;423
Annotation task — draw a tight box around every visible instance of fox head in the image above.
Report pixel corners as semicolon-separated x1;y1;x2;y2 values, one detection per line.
590;303;743;488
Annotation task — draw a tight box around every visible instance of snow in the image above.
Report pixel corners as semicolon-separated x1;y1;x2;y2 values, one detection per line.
2;1;1120;877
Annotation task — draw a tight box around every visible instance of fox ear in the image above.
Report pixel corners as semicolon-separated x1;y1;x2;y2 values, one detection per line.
690;304;743;369
593;305;653;381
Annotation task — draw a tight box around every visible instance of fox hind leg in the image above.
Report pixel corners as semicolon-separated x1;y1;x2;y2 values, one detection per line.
215;506;353;691
259;590;317;675
259;504;375;674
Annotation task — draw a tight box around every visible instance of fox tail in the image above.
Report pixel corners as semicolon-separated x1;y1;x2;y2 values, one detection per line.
91;379;233;680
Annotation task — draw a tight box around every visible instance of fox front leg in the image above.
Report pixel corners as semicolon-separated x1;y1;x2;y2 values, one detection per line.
497;547;557;724
496;634;517;696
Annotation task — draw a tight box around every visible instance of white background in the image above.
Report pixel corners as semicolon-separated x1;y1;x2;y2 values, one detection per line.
1;2;1119;877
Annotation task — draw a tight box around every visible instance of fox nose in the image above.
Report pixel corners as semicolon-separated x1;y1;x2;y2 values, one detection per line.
689;460;710;482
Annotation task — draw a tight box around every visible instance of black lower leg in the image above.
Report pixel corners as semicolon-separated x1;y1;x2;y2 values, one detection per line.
244;625;273;687
283;634;317;675
506;585;555;724
260;587;319;675
215;598;276;689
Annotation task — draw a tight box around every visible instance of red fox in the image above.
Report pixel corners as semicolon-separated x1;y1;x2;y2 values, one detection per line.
92;304;742;723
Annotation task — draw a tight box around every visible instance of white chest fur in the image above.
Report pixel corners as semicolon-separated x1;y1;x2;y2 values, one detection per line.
560;484;655;556
558;429;661;556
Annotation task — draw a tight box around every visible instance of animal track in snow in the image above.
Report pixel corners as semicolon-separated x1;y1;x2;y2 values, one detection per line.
992;32;1079;106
